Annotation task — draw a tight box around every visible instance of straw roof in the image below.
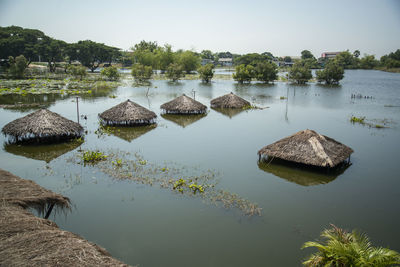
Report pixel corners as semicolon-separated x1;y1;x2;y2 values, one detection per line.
257;160;340;186
0;169;70;212
161;114;206;128
0;169;130;266
99;99;156;126
258;129;353;168
4;139;83;163
210;92;250;109
160;94;207;114
1;109;83;143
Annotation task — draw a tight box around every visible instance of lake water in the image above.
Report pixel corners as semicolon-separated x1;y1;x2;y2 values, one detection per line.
1;70;400;266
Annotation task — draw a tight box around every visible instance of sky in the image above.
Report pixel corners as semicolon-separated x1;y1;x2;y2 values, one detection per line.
1;0;399;58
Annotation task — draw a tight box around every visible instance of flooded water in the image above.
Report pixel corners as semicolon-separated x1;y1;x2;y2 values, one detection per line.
1;70;400;266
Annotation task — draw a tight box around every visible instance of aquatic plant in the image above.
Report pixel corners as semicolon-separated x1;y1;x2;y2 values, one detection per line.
280;96;287;100
81;150;107;164
350;116;365;124
302;224;400;266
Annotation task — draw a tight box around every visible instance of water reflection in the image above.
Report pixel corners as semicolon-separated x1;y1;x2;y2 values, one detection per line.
161;114;207;128
257;159;349;186
211;107;245;118
4;139;83;163
98;125;157;142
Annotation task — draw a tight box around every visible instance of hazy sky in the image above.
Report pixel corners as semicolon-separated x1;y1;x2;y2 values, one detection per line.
1;0;399;57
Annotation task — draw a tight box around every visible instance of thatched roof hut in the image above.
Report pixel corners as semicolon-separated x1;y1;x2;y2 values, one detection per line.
210;92;250;109
0;169;130;266
160;94;207;114
258;129;353;168
4;139;83;163
161;114;206;128
99;99;157;126
1;109;83;143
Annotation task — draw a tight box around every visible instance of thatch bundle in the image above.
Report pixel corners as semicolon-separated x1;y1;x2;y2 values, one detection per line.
258;129;353;168
210;92;250;109
99;99;157;126
0;169;130;266
161;113;206;128
1;109;83;143
160;94;207;114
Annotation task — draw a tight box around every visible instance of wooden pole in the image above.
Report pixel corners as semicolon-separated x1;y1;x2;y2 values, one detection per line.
44;203;55;219
76;97;80;124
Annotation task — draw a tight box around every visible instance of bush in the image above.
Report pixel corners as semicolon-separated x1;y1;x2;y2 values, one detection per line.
254;61;278;83
101;66;120;80
166;63;184;82
131;63;152;83
233;64;255;83
197;63;214;83
67;65;87;80
316;61;344;84
288;62;312;84
8;55;28;79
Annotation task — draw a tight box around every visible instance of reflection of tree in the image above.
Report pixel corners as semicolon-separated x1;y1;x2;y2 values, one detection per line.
4;139;83;163
161;114;206;128
257;159;349;186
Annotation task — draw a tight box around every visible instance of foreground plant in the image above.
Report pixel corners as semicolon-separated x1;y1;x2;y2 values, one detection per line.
302;224;400;266
81;150;107;164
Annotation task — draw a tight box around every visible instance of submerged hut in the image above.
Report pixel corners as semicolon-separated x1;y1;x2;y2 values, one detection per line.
99;99;157;126
1;109;83;144
210;92;250;109
258;129;353;168
0;169;129;266
160;94;207;114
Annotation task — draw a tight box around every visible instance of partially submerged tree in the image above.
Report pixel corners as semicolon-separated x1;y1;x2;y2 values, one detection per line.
197;63;214;83
302;224;400;266
316;61;344;84
233;64;255;83
254;61;278;83
8;55;28;79
288;61;312;84
177;50;200;74
101;66;120;80
67;65;87;80
131;63;152;83
166;63;184;82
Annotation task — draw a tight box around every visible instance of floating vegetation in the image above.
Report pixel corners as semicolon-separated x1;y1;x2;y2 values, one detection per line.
69;149;262;216
81;150;107;164
350;116;390;129
280;96;287;100
350;116;365;124
242;105;258;110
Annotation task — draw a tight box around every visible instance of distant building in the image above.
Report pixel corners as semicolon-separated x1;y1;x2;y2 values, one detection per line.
321;52;341;59
218;58;233;66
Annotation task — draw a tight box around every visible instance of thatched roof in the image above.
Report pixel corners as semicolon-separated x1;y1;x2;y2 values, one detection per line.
160;94;207;114
0;169;70;212
258;129;353;168
4;139;83;163
101;124;156;142
210;92;250;109
0;169;130;266
211;107;244;118
99;99;156;126
257;160;341;186
1;109;83;143
161;114;206;128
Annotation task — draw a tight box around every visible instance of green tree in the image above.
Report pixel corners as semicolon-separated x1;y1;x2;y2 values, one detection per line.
288;61;312;84
8;55;28;78
156;44;175;73
131;63;152;83
359;54;379;69
254;61;278;83
177;50;200;74
200;50;214;60
301;50;315;60
68;65;87;80
101;66;120;80
334;51;359;69
75;40;118;72
316;61;344;84
284;56;292;63
353;50;360;58
380;49;400;68
233;64;255;83
198;63;214;83
302;225;400;267
165;63;184;82
36;37;66;72
234;53;271;66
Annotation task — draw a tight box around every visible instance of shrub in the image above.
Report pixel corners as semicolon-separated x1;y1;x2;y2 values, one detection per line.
288;62;312;84
233;64;255;83
101;66;120;80
8;55;28;79
197;63;214;83
166;63;184;82
68;65;87;80
131;63;153;83
254;61;278;83
316;61;344;84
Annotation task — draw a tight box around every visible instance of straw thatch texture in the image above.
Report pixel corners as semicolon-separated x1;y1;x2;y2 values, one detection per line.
210;92;250;109
161;114;206;128
258;129;353;168
1;109;83;143
99;99;157;126
4;139;83;163
160;94;207;114
0;169;130;267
